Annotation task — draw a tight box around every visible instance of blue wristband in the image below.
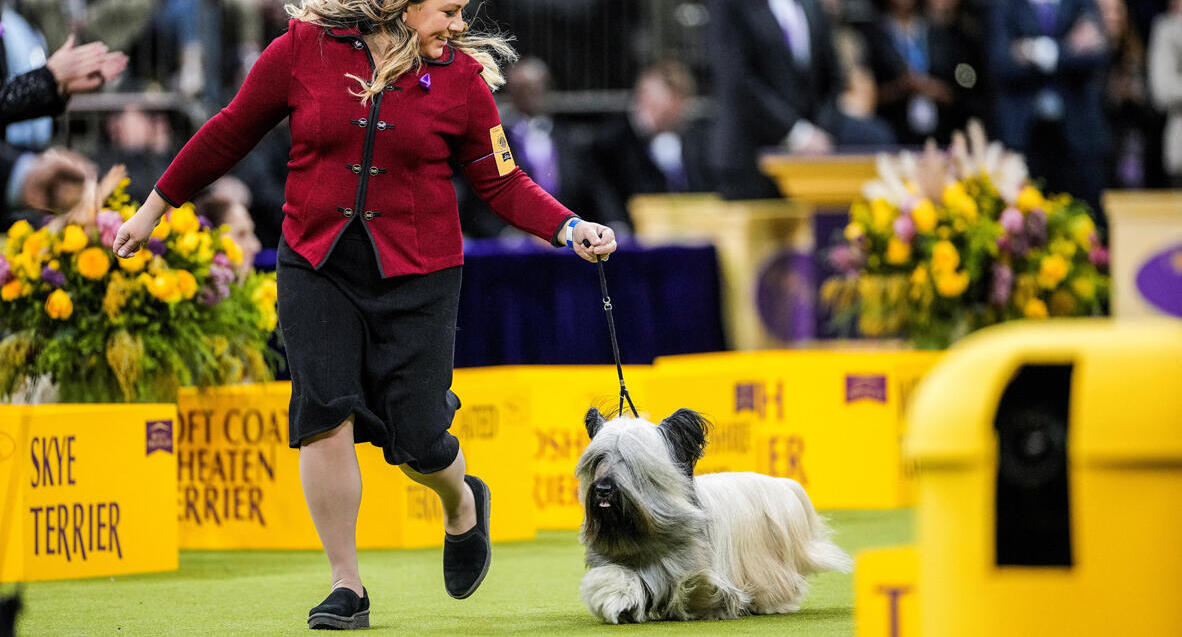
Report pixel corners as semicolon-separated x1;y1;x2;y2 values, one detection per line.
565;218;582;248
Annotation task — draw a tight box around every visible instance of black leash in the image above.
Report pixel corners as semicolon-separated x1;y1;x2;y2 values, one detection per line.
586;240;639;418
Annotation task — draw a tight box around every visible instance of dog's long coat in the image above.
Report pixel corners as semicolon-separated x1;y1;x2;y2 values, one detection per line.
577;410;851;623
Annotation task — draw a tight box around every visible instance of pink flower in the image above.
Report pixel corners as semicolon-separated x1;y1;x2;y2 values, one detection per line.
893;214;917;243
213;253;232;268
1000;207;1024;235
990;263;1013;306
1089;245;1109;268
96;211;123;248
0;255;10;284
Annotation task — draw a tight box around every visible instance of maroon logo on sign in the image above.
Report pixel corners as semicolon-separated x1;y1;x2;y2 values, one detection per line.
147;420;174;455
846;375;887;403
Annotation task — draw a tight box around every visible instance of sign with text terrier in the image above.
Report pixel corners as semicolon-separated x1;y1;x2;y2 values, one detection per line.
0;404;178;583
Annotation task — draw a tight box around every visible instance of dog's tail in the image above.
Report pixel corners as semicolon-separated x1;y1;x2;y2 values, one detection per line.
784;479;853;575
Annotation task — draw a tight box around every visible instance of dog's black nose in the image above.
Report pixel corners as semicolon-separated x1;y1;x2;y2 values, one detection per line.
594;481;613;498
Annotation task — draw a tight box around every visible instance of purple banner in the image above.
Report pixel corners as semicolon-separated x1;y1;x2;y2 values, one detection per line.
846;374;888;403
1135;243;1182;317
146;420;174;455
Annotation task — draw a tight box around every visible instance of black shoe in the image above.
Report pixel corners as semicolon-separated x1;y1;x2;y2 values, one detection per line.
443;475;492;599
308;587;370;630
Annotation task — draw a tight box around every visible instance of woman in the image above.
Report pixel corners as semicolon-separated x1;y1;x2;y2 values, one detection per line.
1149;0;1182;186
113;0;617;629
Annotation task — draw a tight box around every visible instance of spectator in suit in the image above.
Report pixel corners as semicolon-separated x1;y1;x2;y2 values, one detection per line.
1148;0;1182;185
988;0;1110;225
589;60;713;225
1097;0;1165;188
709;0;895;200
864;0;980;144
456;57;614;237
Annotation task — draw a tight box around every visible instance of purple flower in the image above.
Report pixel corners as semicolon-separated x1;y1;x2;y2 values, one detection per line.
148;238;167;256
0;256;10;285
996;235;1012;254
419;73;431;90
197;286;221;306
213;253;232;268
1025;208;1047;248
41;266;66;288
1089;245;1109;268
990;262;1014;306
1000;207;1024;235
893;214;916;243
1010;234;1030;258
198;215;212;230
209;263;236;286
827;244;864;274
96;211;124;247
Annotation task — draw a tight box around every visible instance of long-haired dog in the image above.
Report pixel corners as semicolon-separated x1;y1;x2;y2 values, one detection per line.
575;408;852;623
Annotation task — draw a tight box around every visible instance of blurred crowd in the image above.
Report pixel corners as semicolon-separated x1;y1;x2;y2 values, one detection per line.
3;0;1182;254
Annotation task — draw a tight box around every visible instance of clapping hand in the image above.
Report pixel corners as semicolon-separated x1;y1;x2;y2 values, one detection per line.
46;35;129;96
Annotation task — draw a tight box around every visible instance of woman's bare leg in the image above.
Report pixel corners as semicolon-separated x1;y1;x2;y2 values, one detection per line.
400;448;476;535
300;416;364;595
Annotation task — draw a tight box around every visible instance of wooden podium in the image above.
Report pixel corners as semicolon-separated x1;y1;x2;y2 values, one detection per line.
1102;190;1182;319
759;153;879;208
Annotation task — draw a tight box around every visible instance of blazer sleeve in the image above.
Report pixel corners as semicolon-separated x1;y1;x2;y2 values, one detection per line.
457;70;576;246
0;67;67;126
155;25;294;207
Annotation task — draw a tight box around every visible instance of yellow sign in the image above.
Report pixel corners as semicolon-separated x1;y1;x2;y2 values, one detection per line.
176;377;541;549
0;404;178;583
855;546;919;637
646;350;941;509
489;125;516;176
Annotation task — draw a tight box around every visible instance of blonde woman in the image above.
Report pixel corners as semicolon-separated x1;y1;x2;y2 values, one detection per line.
113;0;617;629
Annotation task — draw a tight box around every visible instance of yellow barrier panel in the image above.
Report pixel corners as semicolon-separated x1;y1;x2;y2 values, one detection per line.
0;404;178;583
854;546;919;637
647;350;941;509
487;366;651;531
177;377;539;549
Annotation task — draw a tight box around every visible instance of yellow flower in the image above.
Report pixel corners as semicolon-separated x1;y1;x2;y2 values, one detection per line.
885;237;912;265
935;269;970;298
1050;238;1077;259
48;259;59;270
119;205;136;221
257;307;278;332
1017;185;1044;213
77;247;111;280
59;225;89;253
1071;276;1096;302
252;278;278;306
103;272;135;319
911;264;929;286
176;269;198;300
911;199;937;233
221;236;244;267
1038;254;1071;289
45;289;73;320
169;205;200;235
176;231;201;256
21;229;48;259
147;272;182;303
13;252;41;280
150;220;171;240
943;182;979;222
844;221;865;242
6;219;33;242
1;280;22;301
931;240;960;273
1049;289;1077;316
117;249;149;273
870;198;895;232
1024;298;1049;319
1071;216;1095;249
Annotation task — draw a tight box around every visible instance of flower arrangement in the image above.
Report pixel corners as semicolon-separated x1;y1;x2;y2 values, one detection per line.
0;169;278;403
821;122;1110;349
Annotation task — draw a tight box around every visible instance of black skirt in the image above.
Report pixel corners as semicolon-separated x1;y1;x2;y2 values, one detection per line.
276;219;462;473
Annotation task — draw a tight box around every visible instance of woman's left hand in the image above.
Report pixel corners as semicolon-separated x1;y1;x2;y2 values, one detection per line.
571;221;617;263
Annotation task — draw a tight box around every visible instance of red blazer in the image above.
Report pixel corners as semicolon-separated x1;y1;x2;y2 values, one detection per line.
156;20;575;277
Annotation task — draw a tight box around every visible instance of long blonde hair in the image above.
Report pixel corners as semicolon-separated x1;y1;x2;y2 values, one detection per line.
285;0;517;102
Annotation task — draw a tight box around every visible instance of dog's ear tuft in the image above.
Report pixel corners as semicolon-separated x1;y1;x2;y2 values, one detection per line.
585;407;607;439
658;408;710;476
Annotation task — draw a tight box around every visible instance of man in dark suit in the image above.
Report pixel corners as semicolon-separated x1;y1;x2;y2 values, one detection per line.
589;61;713;223
709;0;896;200
989;0;1110;225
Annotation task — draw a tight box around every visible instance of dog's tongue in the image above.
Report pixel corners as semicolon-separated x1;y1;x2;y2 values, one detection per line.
598;502;611;508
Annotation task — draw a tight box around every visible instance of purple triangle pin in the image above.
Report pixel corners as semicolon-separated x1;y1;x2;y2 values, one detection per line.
419;73;432;91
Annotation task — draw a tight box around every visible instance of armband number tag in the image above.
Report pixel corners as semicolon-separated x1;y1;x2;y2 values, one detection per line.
489;125;516;176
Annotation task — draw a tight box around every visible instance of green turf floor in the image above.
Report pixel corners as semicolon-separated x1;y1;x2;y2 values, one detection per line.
15;509;912;636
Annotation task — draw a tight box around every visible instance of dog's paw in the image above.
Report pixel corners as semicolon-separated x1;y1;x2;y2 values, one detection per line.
582;565;647;624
